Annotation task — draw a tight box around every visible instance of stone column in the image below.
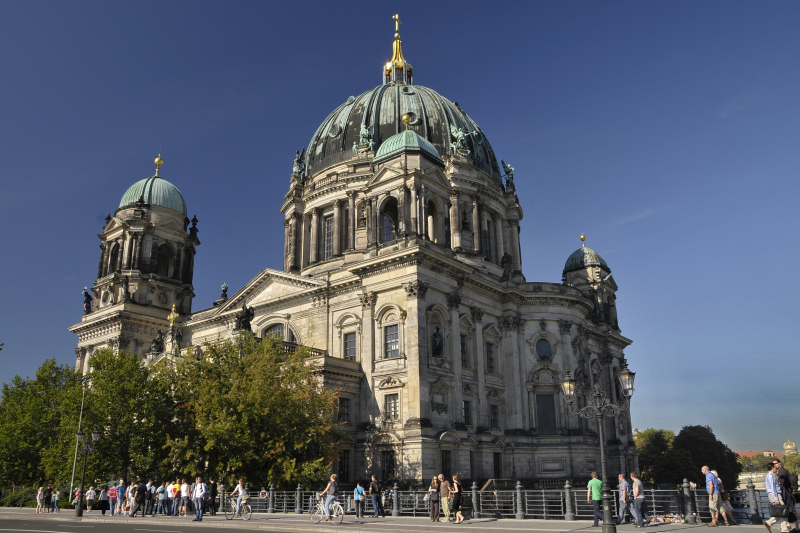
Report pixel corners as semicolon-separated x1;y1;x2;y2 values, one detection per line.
448;289;464;423
283;218;291;270
480;207;490;261
123;232;133;270
471;195;481;253
472;307;488;428
333;199;342;256
309;208;319;264
396;185;406;236
135;232;145;270
449;195;462;251
375;195;382;244
291;213;302;270
509;220;522;274
365;198;374;248
493;215;505;263
409;186;418;235
420;187;429;240
347;191;356;250
359;291;377;423
403;281;429;424
97;243;106;279
501;316;525;429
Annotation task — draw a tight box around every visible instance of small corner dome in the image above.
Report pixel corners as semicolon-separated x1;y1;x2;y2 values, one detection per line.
373;129;442;165
119;176;187;216
564;246;610;274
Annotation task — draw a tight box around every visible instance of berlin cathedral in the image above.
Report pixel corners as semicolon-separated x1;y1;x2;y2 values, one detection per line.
70;16;638;487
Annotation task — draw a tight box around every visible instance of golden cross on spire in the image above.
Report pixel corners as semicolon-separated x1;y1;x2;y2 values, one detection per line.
393;14;401;33
167;303;179;328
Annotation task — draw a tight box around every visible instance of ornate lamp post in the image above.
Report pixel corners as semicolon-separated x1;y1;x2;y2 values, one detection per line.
561;363;635;533
75;429;100;517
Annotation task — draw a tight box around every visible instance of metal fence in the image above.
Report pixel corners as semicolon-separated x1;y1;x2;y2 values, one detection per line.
223;485;767;523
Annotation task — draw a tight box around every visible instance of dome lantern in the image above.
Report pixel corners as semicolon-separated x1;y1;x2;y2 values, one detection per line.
384;14;413;86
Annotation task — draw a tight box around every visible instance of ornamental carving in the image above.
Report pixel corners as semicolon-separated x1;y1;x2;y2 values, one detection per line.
378;376;404;389
462;383;477;396
499;315;524;332
470;306;484;322
486;388;504;400
359;291;377;309
446;290;462;309
558;319;572;335
403;281;429;300
539;318;548;331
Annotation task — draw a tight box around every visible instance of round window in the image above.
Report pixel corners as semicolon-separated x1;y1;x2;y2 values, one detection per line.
535;339;552;359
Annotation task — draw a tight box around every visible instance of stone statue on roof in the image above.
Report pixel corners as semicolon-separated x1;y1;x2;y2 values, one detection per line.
501;159;515;183
291;148;306;180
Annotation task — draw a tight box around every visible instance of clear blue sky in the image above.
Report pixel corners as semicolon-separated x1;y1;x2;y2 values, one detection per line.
1;1;797;452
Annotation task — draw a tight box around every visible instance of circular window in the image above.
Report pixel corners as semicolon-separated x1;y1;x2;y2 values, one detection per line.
535;339;552;359
328;124;342;138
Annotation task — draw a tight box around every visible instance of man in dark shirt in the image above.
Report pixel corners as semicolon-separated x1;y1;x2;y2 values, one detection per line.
208;478;217;516
130;480;147;518
369;476;385;518
43;485;53;513
774;460;798;530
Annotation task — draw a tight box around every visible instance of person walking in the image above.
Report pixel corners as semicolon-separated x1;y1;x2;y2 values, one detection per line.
354;481;366;519
438;474;452;522
43;485;52;513
86;486;95;512
702;466;722;527
179;479;190;517
587;472;604;527
155;482;166;515
53;489;61;513
369;475;385;518
319;474;339;522
630;472;650;527
108;483;117;517
208;478;217;516
35;487;44;513
451;474;466;524
428;477;440;522
774;460;799;531
192;476;207;522
616;473;634;525
116;480;125;514
130;480;147;518
711;470;737;526
99;486;109;515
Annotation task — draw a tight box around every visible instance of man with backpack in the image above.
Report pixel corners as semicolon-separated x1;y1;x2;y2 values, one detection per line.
191;476;207;522
369;476;385;518
616;473;635;525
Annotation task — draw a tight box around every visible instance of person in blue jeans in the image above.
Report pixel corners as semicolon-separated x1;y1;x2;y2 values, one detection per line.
192;476;207;522
369;476;385;518
616;473;637;525
319;474;339;521
586;472;603;527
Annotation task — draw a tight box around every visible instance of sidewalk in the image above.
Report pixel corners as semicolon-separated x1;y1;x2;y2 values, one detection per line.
0;508;768;533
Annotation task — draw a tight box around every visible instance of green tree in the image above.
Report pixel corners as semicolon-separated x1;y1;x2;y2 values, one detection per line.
634;428;675;484
43;349;175;485
737;453;772;473
164;335;343;489
0;359;77;486
783;455;800;477
672;425;741;488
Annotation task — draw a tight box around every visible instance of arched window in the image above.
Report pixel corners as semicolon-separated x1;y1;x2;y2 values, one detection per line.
427;200;438;242
155;244;172;277
107;243;120;274
535;339;552;359
381;198;399;243
264;324;284;340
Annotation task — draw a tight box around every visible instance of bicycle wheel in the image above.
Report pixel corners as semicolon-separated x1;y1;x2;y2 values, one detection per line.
332;503;344;525
241;503;252;521
224;500;233;520
311;504;324;523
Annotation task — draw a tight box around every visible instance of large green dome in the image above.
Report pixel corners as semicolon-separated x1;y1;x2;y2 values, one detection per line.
564;246;609;273
119;176;187;216
374;129;442;165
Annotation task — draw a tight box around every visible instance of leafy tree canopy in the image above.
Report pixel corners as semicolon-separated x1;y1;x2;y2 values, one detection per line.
737;453;774;473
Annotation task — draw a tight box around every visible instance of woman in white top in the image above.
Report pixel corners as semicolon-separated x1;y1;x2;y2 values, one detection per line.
35;488;44;513
99;487;109;515
231;478;247;516
86;487;96;511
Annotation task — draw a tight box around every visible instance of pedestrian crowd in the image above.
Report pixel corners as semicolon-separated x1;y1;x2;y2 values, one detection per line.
34;485;61;513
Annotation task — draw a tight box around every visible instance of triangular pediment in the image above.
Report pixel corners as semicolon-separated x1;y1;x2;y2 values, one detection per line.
217;268;324;314
366;165;404;188
103;217;127;233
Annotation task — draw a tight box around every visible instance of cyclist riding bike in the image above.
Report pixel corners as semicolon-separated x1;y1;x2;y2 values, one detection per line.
230;478;247;516
318;474;339;522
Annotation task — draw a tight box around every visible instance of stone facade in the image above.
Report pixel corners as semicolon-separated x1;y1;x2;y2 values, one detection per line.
70;24;638;487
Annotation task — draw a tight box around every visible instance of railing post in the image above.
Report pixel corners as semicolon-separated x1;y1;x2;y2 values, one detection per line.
564;480;575;520
747;478;763;524
392;483;400;516
683;479;696;524
515;481;525;520
267;484;274;513
219;487;225;513
471;481;480;519
295;485;303;514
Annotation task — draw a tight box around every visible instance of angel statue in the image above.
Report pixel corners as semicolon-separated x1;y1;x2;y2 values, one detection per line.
449;125;476;156
501;159;515;183
291;148;306;179
353;124;375;153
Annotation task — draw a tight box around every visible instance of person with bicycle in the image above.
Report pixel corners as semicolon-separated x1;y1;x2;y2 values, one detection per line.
319;474;339;522
231;478;247;517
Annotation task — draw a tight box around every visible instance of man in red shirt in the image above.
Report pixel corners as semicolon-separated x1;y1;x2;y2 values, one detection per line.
108;483;117;517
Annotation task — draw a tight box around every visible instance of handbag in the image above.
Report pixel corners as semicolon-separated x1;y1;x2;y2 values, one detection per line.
769;503;790;518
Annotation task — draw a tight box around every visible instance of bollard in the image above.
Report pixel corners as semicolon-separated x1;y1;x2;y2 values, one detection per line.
268;484;275;513
747;478;763;525
218;487;225;513
515;481;525;520
683;479;696;524
564;480;575;521
296;485;303;514
471;481;480;519
392;483;400;516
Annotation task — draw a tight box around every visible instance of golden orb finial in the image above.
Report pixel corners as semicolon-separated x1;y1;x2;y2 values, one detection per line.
580;233;586;247
402;113;412;129
154;154;163;176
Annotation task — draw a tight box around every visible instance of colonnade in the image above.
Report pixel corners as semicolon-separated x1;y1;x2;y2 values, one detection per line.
285;186;523;275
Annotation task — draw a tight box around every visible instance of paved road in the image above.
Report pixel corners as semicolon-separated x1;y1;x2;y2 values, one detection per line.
0;509;769;533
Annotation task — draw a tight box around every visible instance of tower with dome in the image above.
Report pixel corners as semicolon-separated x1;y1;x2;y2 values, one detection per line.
70;17;636;485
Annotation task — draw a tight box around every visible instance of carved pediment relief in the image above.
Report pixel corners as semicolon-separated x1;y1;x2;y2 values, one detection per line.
378;376;405;389
462;383;477;396
486;387;504;400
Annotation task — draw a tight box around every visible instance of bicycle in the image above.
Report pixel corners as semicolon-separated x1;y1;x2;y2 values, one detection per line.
311;495;343;525
224;494;252;520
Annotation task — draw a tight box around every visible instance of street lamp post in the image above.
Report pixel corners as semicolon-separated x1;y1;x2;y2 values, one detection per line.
75;429;100;517
69;376;91;504
561;362;636;533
